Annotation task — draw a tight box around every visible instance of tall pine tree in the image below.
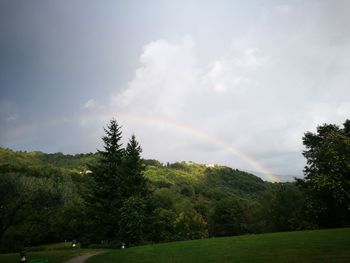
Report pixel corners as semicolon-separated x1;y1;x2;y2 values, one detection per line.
85;120;151;245
119;135;151;245
122;135;148;197
88;119;125;243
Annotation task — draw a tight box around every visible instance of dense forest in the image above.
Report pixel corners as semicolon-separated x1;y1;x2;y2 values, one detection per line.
1;119;349;252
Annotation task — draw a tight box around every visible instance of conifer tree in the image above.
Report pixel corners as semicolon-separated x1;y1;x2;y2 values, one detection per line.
86;120;152;245
88;119;125;243
123;134;148;197
119;135;152;245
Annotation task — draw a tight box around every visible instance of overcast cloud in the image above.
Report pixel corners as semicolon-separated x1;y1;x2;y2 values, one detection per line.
1;0;350;181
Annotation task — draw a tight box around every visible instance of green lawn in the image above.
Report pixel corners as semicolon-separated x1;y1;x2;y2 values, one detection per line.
0;248;98;263
1;228;349;263
27;242;80;251
87;228;350;263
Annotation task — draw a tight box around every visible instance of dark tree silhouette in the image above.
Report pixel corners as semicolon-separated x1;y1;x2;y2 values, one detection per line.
88;119;125;243
123;135;148;197
298;119;350;227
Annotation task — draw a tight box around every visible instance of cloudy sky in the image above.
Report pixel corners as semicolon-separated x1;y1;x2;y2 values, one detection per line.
1;0;349;181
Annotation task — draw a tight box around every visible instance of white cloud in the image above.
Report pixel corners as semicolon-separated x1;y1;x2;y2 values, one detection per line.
112;36;266;117
107;14;350;178
108;37;283;176
202;48;262;94
111;36;199;118
82;99;96;109
336;102;350;119
274;4;293;15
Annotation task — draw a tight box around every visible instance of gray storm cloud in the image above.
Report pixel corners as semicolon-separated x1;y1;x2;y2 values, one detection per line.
1;0;350;180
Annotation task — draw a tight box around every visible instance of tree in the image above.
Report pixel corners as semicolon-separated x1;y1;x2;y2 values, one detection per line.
0;173;63;252
87;119;125;243
150;207;176;242
173;209;208;240
297;119;350;227
86;120;152;245
119;135;153;245
122;135;148;197
257;185;311;232
211;197;246;236
119;196;148;245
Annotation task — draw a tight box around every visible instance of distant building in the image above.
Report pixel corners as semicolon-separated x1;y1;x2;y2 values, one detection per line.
79;169;93;175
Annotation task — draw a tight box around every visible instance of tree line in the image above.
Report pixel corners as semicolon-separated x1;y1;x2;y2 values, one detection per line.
0;119;349;252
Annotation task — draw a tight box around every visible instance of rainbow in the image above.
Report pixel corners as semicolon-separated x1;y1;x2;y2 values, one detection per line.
90;112;281;182
78;112;283;182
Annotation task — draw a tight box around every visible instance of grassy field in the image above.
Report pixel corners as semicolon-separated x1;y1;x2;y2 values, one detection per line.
0;249;83;263
87;228;350;263
1;228;349;263
0;242;100;263
26;242;80;251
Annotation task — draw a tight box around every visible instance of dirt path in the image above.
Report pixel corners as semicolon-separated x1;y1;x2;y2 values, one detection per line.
64;253;99;263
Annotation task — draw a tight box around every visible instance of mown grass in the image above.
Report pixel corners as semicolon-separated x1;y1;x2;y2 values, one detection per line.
87;228;350;263
27;242;80;251
0;248;101;263
1;228;349;263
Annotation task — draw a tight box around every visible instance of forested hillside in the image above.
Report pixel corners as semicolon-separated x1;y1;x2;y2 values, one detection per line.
0;146;284;251
0;146;272;200
1;119;349;252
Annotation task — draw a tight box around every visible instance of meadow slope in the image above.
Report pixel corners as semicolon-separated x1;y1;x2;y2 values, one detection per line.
87;228;350;263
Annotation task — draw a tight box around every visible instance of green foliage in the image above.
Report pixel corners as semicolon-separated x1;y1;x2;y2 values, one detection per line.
0;173;64;252
257;184;314;232
298;119;350;227
1;141;313;250
145;162;272;199
0;147;98;173
119;196;149;245
142;159;163;167
150;208;177;242
0;143;288;249
211;197;246;236
1;117;350;252
203;166;269;197
122;135;149;197
9;114;346;250
0;148;88;252
173;210;208;240
85;120;152;245
86;120;125;243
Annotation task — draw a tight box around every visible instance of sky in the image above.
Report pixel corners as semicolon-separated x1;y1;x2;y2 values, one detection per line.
1;0;349;181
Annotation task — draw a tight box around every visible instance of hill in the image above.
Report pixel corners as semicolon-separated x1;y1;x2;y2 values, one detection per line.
1;147;296;252
0;147;273;199
86;228;350;263
1;228;349;262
